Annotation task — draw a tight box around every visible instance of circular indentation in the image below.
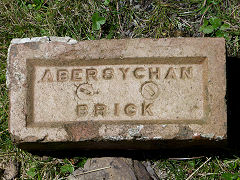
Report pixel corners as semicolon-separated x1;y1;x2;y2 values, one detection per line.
76;83;97;99
141;81;159;100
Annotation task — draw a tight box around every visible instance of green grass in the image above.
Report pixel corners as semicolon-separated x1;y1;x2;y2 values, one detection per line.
155;157;240;179
0;0;240;179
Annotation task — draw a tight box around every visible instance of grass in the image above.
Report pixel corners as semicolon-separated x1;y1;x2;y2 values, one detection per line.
0;0;240;179
155;157;240;179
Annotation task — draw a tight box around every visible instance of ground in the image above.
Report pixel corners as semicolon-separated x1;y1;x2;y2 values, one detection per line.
0;0;240;179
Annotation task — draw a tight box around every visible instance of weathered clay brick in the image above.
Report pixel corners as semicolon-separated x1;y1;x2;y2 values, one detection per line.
7;37;227;150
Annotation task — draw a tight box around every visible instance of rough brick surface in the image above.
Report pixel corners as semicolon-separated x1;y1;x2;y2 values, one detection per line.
7;37;227;150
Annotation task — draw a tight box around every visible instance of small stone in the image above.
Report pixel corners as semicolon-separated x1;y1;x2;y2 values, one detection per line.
3;160;19;180
143;161;159;180
67;157;152;180
41;156;49;161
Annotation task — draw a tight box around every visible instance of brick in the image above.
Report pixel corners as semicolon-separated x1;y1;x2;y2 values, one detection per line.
7;37;227;150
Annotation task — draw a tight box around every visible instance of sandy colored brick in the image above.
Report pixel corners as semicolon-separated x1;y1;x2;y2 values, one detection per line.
7;37;227;150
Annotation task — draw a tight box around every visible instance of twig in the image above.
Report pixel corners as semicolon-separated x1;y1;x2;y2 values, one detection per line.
186;157;212;180
199;173;218;177
169;156;204;160
216;158;225;172
231;5;240;17
75;166;111;176
116;2;123;33
0;129;8;135
200;4;213;24
178;17;193;28
202;0;207;8
0;152;16;157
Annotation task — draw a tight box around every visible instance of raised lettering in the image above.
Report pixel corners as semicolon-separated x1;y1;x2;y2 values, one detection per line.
103;68;114;80
94;103;107;116
149;67;160;79
86;68;98;81
124;103;136;116
181;67;193;79
114;103;120;116
165;67;177;79
71;69;82;81
119;68;129;80
133;67;145;79
57;69;69;82
41;69;53;82
142;102;153;116
76;104;88;117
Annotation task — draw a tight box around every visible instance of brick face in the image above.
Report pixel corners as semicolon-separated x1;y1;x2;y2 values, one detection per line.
7;37;226;150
